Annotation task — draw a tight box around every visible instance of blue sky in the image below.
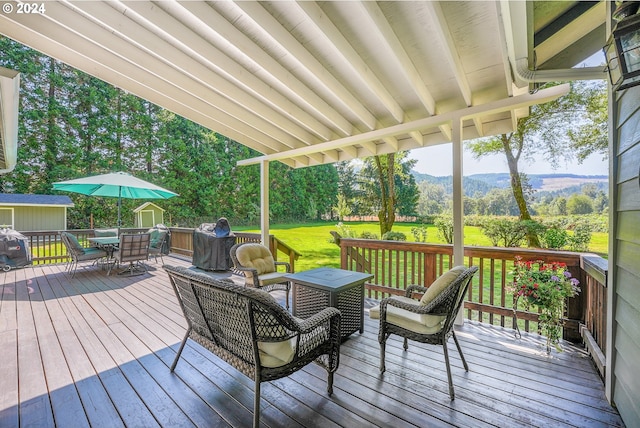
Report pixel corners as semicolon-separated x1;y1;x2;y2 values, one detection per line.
409;144;609;177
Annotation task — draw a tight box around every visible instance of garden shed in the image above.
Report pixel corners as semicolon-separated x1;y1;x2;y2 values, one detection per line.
133;202;165;228
0;193;74;231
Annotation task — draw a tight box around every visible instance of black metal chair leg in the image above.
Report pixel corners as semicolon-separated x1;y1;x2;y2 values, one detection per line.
253;379;261;428
443;342;455;400
452;331;469;371
170;330;190;372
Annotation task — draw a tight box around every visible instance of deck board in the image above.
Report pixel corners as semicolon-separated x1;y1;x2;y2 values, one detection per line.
0;257;624;428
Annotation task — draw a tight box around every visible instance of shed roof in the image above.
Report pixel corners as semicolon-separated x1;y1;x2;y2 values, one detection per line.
133;202;165;213
0;193;74;207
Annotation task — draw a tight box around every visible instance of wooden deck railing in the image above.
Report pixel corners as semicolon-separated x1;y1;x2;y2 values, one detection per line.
338;238;608;376
22;228;301;273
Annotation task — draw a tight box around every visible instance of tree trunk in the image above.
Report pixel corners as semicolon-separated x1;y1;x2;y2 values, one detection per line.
502;135;541;247
375;154;396;236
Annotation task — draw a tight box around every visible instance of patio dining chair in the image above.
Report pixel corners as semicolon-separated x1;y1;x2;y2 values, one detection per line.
378;265;478;400
60;231;108;277
230;242;291;309
108;233;150;276
148;229;169;264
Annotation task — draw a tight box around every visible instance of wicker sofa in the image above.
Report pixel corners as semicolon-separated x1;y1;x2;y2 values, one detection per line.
163;265;342;428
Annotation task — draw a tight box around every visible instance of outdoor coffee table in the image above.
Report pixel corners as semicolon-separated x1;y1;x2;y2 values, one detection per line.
287;267;373;339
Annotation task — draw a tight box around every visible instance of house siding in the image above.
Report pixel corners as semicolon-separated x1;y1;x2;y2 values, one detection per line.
13;206;66;231
612;83;640;425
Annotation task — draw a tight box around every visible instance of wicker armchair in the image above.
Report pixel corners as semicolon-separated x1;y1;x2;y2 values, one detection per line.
60;231;108;277
163;265;341;428
378;265;478;400
230;242;292;309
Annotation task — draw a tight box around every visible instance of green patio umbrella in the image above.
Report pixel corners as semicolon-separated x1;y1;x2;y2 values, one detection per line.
53;171;178;227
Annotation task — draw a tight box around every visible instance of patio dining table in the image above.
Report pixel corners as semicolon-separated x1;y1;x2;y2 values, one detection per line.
88;236;120;263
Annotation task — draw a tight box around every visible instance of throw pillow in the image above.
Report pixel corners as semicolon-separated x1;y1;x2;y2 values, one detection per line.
419;265;467;306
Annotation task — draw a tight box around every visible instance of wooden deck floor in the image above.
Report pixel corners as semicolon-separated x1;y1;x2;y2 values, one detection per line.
0;256;623;427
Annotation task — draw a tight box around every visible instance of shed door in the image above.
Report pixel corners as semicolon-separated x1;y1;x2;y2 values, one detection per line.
140;210;155;228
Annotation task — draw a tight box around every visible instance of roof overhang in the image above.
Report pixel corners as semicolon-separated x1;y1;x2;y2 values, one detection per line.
0;1;608;169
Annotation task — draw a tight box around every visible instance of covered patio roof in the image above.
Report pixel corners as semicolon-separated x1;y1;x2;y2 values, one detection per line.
0;1;607;169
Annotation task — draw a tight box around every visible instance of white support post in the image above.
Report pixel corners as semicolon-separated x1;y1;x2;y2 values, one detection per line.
452;117;464;265
260;159;270;246
452;117;465;325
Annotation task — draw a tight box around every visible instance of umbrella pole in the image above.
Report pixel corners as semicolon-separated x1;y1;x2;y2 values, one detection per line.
118;187;122;228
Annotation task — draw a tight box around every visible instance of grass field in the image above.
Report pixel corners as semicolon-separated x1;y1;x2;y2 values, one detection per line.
236;221;608;272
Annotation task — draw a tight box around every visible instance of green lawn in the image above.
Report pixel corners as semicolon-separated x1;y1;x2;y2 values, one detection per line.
236;221;608;272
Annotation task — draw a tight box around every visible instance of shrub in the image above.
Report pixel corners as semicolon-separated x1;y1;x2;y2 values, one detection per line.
411;225;428;242
359;231;379;240
567;222;592;252
382;231;406;241
434;215;454;244
480;217;529;247
541;228;569;249
335;222;356;238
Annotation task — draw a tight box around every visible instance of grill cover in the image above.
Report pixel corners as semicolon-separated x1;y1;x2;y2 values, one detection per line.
192;218;236;270
0;228;31;270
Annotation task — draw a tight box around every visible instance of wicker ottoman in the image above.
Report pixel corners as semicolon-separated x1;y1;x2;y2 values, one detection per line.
287;267;373;339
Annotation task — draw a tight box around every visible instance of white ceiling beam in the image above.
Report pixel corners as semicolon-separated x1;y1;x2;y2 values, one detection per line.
424;2;473;107
171;1;339;142
424;2;486;138
340;146;359;159
357;0;453;143
70;1;309;151
238;83;569;166
296;1;404;123
495;1;516;97
360;141;378;156
382;136;399;151
231;1;377;132
322;150;340;163
409;131;424;146
359;1;436;115
0;6;283;155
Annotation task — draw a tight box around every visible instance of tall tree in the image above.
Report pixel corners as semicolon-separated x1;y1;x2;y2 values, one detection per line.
467;81;606;247
359;152;418;236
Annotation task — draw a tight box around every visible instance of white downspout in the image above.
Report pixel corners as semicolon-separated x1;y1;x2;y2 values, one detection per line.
499;1;606;87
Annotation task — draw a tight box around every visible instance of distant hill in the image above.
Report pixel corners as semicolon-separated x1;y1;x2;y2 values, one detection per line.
412;172;608;195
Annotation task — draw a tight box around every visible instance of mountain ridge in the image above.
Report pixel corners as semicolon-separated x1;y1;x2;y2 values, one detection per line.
412;171;608;193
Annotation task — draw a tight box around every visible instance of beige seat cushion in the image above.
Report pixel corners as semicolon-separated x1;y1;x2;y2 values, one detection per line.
420;265;467;306
236;243;276;275
257;271;288;286
384;296;445;334
258;338;296;368
369;305;380;319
